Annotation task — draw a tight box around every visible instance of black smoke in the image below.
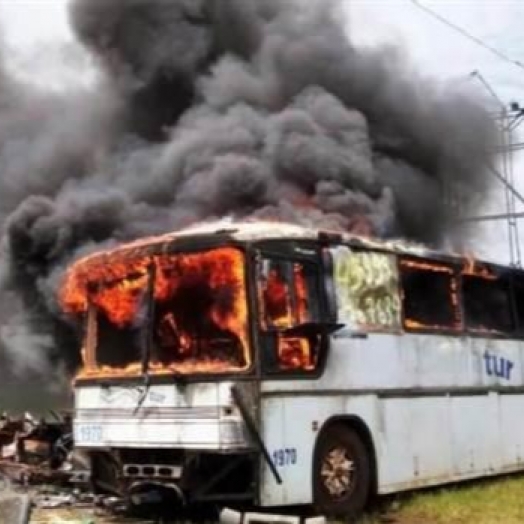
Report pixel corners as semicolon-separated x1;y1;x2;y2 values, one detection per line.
0;0;497;378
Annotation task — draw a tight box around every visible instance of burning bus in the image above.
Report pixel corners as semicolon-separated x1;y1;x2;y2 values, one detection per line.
61;220;524;519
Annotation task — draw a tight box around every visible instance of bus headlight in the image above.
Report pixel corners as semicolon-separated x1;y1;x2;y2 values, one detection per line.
219;419;246;446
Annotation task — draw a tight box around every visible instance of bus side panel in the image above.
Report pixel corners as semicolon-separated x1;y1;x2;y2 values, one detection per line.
449;394;501;476
378;397;453;490
378;392;522;494
259;394;379;507
500;395;524;468
259;392;524;503
260;336;524;393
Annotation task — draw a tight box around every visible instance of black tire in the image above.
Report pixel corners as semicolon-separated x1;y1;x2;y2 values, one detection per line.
313;424;371;521
90;451;121;496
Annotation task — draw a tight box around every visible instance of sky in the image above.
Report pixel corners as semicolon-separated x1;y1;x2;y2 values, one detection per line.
346;0;524;264
0;0;523;265
347;1;524;103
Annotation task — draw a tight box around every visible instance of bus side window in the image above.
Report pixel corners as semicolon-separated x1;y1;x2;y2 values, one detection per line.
513;275;524;335
332;249;400;330
259;259;294;330
294;262;320;324
400;258;461;332
463;274;514;334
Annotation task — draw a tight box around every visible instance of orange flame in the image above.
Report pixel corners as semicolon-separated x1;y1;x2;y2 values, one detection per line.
401;259;454;274
277;336;314;370
61;247;250;379
462;256;497;280
294;263;310;324
262;268;294;329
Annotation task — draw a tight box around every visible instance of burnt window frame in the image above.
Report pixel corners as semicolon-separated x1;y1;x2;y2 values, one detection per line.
253;244;328;378
257;256;321;332
399;256;463;335
86;266;152;371
76;242;256;384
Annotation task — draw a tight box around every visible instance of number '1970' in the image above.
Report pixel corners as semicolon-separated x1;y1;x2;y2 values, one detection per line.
272;448;297;467
77;424;103;443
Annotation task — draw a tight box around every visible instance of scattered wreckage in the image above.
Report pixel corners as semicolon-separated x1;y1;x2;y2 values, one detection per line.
0;411;92;523
0;411;80;487
0;411;137;522
0;412;326;523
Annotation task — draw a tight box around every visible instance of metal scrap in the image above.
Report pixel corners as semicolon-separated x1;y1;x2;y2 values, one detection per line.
0;411;86;491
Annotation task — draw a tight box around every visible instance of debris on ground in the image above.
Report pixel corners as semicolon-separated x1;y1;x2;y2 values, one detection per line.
0;412;328;523
0;492;31;524
0;411;90;489
0;411;100;523
0;410;155;522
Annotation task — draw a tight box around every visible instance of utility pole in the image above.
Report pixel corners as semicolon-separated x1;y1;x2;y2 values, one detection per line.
461;72;524;267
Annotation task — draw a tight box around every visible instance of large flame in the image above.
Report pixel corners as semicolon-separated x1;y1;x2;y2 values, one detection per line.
61;246;250;379
62;220;506;379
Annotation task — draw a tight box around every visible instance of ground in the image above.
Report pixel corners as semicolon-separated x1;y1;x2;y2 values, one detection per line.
31;508;154;524
359;474;524;524
29;473;524;523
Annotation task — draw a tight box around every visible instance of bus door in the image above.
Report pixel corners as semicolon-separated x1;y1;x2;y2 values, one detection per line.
253;246;341;505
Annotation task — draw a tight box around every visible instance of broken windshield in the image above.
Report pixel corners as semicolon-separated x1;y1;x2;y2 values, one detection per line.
77;247;250;379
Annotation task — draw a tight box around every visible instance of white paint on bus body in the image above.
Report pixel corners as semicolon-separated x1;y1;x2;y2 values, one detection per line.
74;382;250;450
258;331;524;505
70;221;524;509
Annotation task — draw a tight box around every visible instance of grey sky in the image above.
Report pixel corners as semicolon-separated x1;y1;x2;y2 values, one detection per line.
347;1;524;264
348;1;524;101
1;0;523;264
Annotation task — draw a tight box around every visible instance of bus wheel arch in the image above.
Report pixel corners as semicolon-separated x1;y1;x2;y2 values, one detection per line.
312;415;377;519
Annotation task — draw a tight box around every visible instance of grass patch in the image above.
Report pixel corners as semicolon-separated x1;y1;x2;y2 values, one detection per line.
356;474;524;524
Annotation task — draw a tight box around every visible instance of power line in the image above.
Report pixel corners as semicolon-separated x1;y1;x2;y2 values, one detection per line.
408;0;524;73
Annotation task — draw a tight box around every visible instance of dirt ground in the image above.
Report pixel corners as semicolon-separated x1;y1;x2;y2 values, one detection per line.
31;508;157;524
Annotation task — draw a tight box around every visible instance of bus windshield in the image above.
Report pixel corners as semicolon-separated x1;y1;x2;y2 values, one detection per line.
78;247;250;379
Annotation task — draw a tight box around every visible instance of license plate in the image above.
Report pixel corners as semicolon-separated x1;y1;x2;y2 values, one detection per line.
76;424;103;443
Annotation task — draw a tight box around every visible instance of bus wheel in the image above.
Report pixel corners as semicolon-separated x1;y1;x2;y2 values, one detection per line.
313;424;371;520
90;451;121;496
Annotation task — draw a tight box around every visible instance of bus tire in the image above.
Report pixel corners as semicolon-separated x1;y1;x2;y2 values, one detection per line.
90;452;120;496
313;424;371;521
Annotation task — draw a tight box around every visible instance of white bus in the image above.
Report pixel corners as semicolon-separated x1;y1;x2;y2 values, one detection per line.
61;221;524;520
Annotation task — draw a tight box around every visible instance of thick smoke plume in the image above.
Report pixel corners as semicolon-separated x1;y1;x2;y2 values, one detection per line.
0;0;497;378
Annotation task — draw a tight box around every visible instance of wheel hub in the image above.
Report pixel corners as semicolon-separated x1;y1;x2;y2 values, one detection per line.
320;446;355;498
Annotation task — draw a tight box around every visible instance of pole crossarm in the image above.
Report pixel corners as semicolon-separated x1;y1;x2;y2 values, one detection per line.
461;211;524;223
488;164;524;208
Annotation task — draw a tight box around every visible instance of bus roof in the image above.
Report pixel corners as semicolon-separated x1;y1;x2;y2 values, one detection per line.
65;219;463;274
171;219;433;256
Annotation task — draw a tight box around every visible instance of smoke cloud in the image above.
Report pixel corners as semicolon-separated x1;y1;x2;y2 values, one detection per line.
0;0;498;377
